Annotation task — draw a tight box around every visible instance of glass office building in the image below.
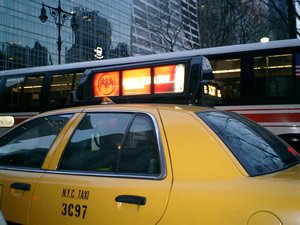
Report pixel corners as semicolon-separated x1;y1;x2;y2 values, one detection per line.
0;0;132;70
0;0;200;71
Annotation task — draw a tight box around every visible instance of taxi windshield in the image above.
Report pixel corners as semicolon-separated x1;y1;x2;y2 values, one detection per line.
197;111;299;176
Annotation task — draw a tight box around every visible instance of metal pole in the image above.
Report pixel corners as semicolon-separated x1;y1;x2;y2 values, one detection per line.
40;0;78;65
57;0;62;64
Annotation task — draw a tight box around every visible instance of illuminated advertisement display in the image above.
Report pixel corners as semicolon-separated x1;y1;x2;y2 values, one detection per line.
204;84;222;98
122;68;151;95
154;64;185;93
93;71;120;97
93;64;186;97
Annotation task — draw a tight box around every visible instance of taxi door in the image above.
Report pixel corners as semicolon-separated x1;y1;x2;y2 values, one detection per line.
0;171;42;225
0;113;75;225
30;109;173;225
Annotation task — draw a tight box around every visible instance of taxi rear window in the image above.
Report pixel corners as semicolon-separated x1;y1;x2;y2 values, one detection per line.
197;111;299;176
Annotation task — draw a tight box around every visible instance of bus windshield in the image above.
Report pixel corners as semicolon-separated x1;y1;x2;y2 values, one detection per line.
197;111;299;176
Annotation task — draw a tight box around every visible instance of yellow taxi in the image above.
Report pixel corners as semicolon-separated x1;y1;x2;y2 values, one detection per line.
0;104;299;225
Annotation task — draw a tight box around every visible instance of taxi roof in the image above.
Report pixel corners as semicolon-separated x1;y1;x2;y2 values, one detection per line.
38;104;216;117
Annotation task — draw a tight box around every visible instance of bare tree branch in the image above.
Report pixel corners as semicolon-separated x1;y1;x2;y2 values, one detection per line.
149;0;196;52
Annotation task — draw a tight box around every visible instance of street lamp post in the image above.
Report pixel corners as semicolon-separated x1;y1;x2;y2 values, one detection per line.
39;0;78;64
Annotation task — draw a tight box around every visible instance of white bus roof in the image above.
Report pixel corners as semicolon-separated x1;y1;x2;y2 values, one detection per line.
0;38;299;76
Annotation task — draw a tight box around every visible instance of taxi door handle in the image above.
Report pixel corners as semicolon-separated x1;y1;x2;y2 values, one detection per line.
10;183;31;191
115;195;146;206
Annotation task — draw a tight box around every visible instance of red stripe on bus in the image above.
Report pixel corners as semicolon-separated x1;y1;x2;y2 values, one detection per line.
242;113;300;123
263;125;300;128
14;118;30;124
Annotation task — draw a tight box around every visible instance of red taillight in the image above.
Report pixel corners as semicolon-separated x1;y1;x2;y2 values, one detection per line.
287;147;298;156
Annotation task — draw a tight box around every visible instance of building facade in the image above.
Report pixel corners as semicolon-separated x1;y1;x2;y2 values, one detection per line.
0;0;200;71
132;0;200;54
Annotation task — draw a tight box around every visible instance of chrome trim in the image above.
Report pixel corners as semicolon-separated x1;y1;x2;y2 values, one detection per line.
0;209;7;225
0;166;161;180
0;166;45;173
45;170;161;180
146;112;167;180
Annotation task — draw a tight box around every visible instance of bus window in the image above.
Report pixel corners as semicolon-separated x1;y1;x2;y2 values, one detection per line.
297;78;300;97
254;54;293;97
210;58;241;99
49;73;74;106
295;53;300;97
23;75;44;108
4;77;24;108
74;72;83;90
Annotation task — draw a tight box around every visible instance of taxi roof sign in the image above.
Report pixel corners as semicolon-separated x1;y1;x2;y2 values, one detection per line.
75;55;222;106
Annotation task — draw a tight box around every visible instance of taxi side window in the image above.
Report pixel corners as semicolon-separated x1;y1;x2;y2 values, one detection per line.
59;113;160;176
59;113;132;172
118;115;159;174
0;114;72;168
